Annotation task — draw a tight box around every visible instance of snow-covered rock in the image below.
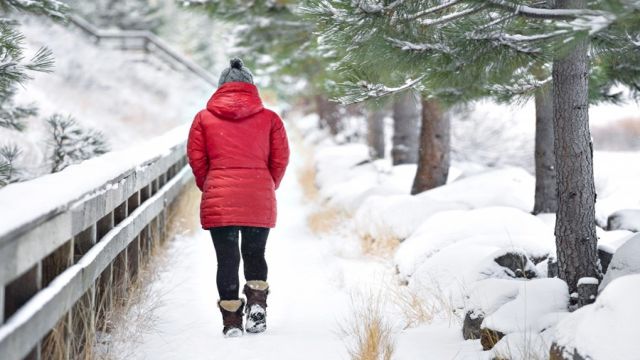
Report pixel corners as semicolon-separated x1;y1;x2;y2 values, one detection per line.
395;206;554;278
607;209;640;232
466;278;568;334
599;233;640;291
552;274;640;360
355;168;536;243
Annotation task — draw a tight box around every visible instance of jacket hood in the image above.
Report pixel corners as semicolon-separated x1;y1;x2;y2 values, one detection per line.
206;82;264;120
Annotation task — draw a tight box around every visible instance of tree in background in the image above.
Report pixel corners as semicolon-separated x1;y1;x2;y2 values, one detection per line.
305;0;640;295
47;114;110;173
391;91;419;165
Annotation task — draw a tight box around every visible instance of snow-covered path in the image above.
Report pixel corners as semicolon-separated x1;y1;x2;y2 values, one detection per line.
130;139;358;359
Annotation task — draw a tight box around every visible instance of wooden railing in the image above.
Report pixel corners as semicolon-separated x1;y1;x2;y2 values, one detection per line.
67;14;218;87
0;127;193;360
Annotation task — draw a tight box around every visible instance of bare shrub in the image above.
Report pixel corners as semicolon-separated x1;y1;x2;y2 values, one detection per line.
340;291;396;360
389;278;462;329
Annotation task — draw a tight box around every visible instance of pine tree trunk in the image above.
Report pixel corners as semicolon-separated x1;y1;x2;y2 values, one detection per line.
392;92;420;165
367;109;386;160
315;95;341;135
411;98;450;195
552;0;599;294
533;84;558;214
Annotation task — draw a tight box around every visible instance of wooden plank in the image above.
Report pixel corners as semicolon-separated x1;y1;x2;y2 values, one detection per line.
0;167;192;360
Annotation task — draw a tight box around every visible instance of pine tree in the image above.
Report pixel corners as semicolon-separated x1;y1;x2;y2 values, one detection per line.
304;0;640;294
47;114;110;173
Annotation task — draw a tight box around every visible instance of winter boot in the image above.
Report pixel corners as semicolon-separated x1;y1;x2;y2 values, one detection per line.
218;299;245;337
243;280;269;333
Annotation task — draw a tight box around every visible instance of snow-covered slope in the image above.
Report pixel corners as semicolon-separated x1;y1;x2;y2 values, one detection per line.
2;15;214;178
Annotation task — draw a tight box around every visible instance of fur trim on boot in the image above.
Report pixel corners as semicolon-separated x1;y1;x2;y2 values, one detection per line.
218;299;245;337
244;281;269;333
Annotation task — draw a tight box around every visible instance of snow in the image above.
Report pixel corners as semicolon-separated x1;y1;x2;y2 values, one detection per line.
0;125;188;237
599;233;640;291
553;274;640;360
578;277;599;286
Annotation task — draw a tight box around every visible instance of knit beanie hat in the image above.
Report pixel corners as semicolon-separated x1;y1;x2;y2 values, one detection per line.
218;58;254;87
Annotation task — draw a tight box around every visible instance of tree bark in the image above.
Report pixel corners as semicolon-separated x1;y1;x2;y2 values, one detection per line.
367;108;386;160
315;94;341;136
392;91;420;165
552;0;599;294
411;98;450;195
533;84;558;214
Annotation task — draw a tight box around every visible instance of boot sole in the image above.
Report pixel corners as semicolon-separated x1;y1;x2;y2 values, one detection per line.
224;328;243;338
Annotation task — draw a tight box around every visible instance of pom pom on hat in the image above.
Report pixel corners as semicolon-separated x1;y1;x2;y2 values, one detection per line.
218;57;254;87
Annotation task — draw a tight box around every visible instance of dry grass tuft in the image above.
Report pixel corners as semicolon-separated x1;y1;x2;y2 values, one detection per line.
340;292;396;360
360;234;401;258
298;156;319;202
308;205;349;234
389;279;461;329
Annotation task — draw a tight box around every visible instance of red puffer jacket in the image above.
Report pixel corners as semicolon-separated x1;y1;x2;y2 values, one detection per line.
187;82;290;229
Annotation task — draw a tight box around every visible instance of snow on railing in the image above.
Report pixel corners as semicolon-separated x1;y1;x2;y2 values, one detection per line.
0;125;193;360
67;14;218;87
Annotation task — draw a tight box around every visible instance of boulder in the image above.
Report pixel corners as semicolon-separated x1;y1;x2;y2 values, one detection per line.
462;310;483;340
597;246;614;274
480;327;504;351
494;250;538;279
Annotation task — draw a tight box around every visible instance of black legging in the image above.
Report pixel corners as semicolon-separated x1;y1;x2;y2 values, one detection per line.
210;226;269;300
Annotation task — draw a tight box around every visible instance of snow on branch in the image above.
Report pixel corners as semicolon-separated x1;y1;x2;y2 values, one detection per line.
401;0;461;21
419;4;487;27
385;36;451;53
338;75;426;103
353;0;405;14
487;76;551;96
484;0;611;20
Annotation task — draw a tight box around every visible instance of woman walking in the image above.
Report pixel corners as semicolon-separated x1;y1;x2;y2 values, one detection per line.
187;58;290;337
